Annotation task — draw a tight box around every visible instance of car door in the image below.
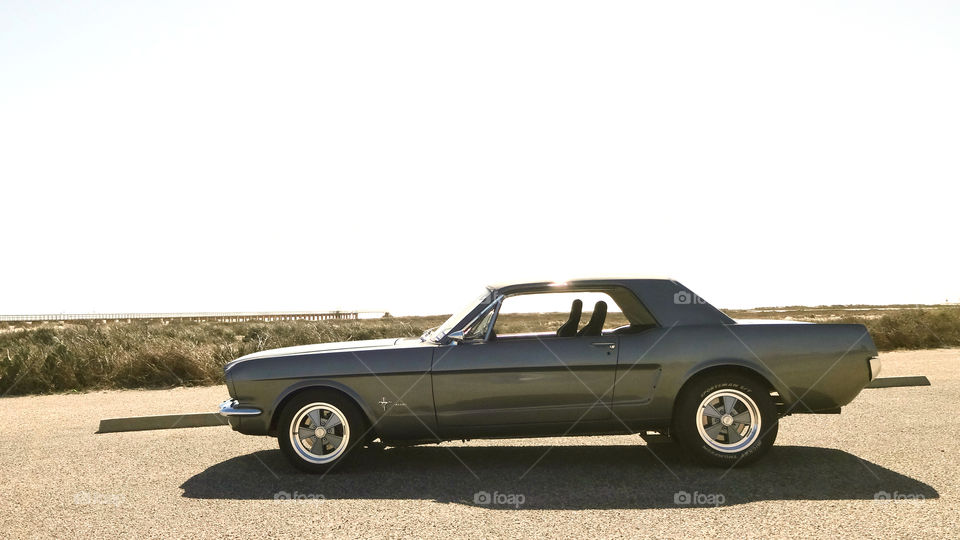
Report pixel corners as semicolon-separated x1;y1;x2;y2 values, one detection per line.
431;334;619;428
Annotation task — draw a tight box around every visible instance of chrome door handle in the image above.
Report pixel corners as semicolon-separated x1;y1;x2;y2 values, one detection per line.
591;342;616;349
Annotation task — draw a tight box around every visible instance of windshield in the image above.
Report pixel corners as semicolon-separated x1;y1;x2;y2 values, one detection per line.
427;288;495;342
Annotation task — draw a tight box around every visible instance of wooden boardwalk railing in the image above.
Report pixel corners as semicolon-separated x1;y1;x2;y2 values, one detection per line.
0;311;363;323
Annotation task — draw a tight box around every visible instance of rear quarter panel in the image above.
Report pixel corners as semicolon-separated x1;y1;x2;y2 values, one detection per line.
718;323;877;413
617;323;876;424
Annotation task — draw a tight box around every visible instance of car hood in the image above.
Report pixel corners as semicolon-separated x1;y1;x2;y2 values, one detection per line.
230;337;407;364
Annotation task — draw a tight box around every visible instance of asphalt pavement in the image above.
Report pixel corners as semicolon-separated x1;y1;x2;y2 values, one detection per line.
0;349;956;538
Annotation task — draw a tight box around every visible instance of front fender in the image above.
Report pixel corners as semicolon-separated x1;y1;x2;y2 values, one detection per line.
227;342;437;438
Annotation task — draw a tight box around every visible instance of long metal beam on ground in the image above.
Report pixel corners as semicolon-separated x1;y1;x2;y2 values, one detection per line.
864;376;931;388
98;413;228;433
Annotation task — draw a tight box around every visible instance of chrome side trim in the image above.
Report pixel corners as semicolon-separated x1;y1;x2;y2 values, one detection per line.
219;399;262;417
868;356;882;381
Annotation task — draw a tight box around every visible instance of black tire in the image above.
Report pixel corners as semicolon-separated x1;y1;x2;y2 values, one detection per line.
277;390;368;473
671;372;778;467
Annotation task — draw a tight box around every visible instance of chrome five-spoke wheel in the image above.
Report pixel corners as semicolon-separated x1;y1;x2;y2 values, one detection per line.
289;402;351;464
696;389;761;453
672;373;778;467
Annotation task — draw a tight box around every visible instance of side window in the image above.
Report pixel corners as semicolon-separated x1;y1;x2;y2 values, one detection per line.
464;307;497;340
493;292;628;337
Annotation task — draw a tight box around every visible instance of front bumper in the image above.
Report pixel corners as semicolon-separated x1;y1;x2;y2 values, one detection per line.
218;399;262;417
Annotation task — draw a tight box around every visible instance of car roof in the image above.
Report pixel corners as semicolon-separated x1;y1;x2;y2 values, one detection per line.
487;276;673;290
487;277;735;326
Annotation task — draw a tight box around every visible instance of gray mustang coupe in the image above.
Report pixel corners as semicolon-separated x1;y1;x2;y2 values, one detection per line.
219;278;879;472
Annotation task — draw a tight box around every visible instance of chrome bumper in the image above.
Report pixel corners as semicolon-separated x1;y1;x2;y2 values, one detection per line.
218;399;262;417
869;356;882;381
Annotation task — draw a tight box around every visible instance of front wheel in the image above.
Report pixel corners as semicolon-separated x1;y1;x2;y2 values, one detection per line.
277;390;367;473
671;372;778;467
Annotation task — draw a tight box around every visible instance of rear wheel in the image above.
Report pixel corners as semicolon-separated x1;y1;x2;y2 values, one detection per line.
672;372;778;467
277;390;367;473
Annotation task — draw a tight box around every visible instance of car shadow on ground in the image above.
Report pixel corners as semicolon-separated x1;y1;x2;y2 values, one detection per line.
180;444;938;509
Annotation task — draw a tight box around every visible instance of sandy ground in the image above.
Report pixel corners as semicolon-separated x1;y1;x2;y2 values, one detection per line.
0;349;957;539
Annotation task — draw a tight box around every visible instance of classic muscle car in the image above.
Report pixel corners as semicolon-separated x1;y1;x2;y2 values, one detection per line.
219;278;880;472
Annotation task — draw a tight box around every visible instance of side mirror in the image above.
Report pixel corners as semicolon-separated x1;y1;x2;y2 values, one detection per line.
447;330;466;343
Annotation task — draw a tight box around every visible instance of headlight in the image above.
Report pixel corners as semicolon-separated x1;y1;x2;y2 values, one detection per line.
868;356;882;381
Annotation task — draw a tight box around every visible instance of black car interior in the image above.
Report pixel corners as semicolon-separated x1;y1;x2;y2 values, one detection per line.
493;287;660;340
555;299;582;337
577;301;607;336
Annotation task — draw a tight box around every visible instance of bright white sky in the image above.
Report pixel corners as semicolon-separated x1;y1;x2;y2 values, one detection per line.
1;1;958;316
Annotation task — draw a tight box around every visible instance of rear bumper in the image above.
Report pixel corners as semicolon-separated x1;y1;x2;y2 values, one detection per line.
218;399;262;417
869;356;882;381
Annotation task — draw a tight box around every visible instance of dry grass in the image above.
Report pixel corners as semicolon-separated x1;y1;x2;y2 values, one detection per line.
1;305;958;395
0;317;445;396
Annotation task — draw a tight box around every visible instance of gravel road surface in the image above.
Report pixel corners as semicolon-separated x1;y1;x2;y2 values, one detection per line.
1;349;956;538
